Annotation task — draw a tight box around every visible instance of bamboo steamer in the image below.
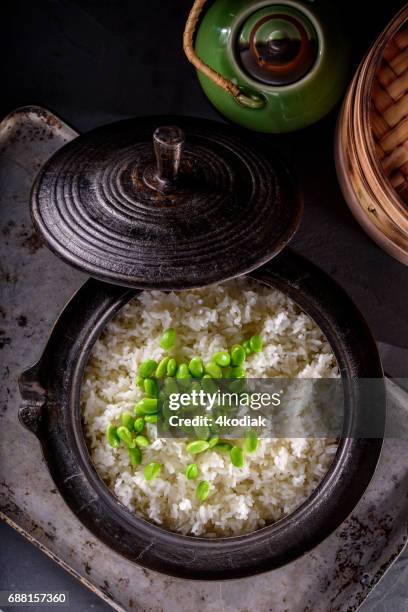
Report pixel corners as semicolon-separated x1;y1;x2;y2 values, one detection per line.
335;4;408;265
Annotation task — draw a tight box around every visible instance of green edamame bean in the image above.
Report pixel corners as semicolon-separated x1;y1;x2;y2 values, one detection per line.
190;381;201;395
144;462;161;481
243;340;252;355
134;397;158;416
196;480;210;502
245;431;259;453
144;414;158;423
116;426;135;448
231;344;246;366
160;328;176;350
144;377;158;398
231;365;246;378
134;416;145;433
189;357;204;378
194;425;210;440
230;445;245;468
156;356;170;378
166;358;177;377
204;362;222;378
180;421;195;435
177;363;191;389
185;463;199;480
164;376;179;396
208;436;219;448
223;366;233;378
138;359;157;378
141;398;158;413
121;411;135;431
250;335;263;353
106;423;120;448
201;375;218;393
176;363;190;379
186;440;210;454
134;402;146;417
214;442;233;453
161;399;172;421
228;379;246;393
212;351;230;367
135;434;150;447
136;375;145;390
128;446;142;466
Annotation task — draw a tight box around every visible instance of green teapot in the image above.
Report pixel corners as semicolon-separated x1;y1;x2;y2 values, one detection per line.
184;0;350;133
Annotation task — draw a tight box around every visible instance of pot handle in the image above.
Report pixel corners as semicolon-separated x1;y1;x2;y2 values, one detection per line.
18;363;46;436
183;0;266;109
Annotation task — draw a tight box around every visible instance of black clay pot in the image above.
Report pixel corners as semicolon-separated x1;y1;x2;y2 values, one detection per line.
19;250;384;580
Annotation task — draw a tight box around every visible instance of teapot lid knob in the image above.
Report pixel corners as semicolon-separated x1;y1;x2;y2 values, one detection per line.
237;6;318;86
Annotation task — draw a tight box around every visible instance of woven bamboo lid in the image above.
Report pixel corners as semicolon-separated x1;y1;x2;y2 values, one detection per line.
371;26;408;203
31;116;302;289
336;5;408;265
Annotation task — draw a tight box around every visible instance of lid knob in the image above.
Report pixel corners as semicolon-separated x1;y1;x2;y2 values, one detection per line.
143;125;185;192
236;7;318;86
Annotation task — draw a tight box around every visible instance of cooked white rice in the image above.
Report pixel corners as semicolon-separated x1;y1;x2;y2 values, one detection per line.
81;278;339;537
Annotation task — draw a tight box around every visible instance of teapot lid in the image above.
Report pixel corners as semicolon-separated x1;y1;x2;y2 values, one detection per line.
31;116;301;289
236;5;318;86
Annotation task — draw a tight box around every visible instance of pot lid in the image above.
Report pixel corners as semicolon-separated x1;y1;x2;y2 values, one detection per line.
31;116;302;289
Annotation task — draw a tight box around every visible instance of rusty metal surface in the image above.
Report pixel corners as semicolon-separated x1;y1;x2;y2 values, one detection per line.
0;106;407;611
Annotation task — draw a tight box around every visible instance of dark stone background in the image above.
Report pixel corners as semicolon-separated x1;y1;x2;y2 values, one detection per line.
2;0;407;347
1;1;407;610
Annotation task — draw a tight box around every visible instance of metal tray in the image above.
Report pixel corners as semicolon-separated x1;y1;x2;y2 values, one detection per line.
0;106;407;611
